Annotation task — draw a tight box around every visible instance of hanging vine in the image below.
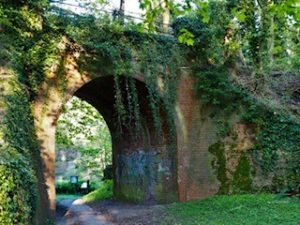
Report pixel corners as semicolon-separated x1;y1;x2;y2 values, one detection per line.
60;12;183;138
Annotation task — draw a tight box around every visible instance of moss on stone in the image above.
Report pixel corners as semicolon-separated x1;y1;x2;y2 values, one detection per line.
154;184;164;200
153;183;178;203
115;184;146;203
209;142;253;194
232;153;252;193
208;142;229;194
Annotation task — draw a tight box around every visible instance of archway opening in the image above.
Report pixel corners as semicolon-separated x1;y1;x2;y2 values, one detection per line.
52;75;178;211
72;76;178;204
55;96;113;201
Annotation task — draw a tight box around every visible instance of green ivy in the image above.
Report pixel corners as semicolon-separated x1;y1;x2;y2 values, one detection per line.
1;5;184;223
0;147;37;225
1;1;299;224
0;78;39;225
250;111;300;193
195;67;244;112
195;65;300;193
62;14;183;137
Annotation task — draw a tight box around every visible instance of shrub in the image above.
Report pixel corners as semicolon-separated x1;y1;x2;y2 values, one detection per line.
55;180;79;194
56;180;101;194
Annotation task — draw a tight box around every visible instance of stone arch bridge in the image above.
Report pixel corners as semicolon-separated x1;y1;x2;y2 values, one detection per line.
1;36;255;224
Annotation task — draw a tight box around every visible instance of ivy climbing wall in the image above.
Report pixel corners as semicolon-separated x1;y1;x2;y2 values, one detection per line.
0;43;44;225
1;1;299;225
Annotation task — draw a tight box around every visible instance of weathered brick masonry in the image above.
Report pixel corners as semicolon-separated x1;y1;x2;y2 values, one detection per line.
28;39;257;222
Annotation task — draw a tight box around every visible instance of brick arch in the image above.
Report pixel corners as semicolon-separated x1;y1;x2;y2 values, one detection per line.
32;37;220;223
32;38;180;220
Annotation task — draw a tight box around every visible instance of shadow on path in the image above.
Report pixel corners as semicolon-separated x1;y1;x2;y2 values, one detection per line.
56;199;166;225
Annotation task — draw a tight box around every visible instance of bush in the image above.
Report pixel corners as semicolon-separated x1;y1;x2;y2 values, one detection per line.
56;180;101;194
55;180;79;194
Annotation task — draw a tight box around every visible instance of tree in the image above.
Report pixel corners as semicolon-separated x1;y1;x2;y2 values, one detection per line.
56;96;112;180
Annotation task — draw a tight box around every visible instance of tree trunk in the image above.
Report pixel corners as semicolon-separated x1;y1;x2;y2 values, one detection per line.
161;0;170;32
119;0;125;23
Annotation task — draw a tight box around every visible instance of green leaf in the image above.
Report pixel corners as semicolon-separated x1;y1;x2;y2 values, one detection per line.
232;8;246;22
178;28;195;46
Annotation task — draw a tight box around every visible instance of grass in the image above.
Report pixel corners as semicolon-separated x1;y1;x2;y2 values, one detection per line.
83;180;113;203
164;194;300;225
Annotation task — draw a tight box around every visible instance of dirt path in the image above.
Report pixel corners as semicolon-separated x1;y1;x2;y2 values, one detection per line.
56;199;166;225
